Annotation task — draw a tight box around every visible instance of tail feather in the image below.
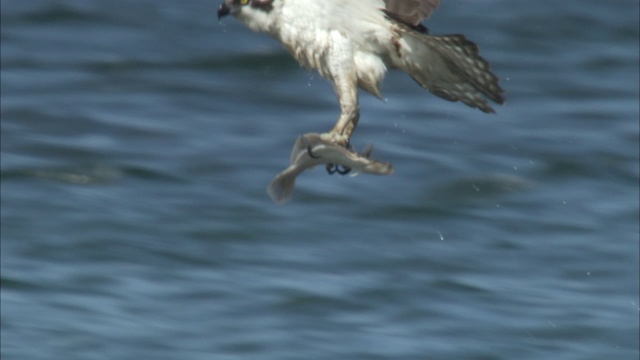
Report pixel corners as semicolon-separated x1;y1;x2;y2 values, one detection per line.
397;32;505;113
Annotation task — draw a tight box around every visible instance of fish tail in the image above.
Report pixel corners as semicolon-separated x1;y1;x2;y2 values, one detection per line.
267;171;297;204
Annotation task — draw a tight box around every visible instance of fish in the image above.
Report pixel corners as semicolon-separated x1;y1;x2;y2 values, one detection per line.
267;133;394;203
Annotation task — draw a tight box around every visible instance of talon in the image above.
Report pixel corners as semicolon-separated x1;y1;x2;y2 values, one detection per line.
320;132;350;148
326;164;337;175
307;145;321;159
336;166;351;175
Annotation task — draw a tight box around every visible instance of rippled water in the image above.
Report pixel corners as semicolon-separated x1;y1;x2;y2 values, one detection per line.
2;1;639;359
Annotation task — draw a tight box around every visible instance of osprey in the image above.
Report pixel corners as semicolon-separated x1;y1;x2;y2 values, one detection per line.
217;0;504;146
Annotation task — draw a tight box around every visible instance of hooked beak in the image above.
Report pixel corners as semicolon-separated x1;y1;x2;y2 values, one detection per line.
217;2;230;19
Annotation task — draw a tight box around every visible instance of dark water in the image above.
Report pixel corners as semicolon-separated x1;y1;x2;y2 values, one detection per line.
2;1;638;359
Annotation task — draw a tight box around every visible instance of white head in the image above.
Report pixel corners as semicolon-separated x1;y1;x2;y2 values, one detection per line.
217;0;279;34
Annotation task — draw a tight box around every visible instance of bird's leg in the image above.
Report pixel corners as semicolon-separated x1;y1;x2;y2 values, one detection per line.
321;48;360;175
325;110;357;176
322;104;359;148
331;106;359;144
321;62;359;147
323;94;359;175
325;114;357;175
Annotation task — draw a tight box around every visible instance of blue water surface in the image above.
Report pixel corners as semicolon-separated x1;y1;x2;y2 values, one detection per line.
2;1;638;359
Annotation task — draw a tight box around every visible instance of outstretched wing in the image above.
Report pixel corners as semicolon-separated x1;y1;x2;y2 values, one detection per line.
383;0;440;27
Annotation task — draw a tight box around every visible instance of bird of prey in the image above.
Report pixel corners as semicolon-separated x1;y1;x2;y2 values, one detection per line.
217;0;504;147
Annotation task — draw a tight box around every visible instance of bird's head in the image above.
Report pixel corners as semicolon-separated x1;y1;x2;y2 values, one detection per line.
217;0;278;33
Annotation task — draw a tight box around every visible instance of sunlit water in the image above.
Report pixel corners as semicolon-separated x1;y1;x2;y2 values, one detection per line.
2;1;638;359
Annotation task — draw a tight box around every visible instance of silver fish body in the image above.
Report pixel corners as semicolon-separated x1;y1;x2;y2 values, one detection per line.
267;133;393;203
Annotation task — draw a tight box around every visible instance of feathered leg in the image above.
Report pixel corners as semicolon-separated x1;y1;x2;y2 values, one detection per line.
321;34;360;146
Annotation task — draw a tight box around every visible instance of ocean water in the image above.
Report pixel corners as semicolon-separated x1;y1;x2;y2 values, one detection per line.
1;1;638;359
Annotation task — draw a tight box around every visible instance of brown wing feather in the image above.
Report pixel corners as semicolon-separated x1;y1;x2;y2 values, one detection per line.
383;0;441;26
393;29;505;113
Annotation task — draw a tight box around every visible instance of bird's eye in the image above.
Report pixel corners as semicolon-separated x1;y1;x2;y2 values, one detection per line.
239;0;250;5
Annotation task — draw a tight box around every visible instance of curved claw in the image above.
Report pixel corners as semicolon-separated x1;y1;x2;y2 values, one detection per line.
307;145;321;159
335;165;351;175
326;164;351;175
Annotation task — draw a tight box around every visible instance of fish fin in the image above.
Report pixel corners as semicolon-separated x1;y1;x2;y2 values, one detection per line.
360;144;374;158
267;170;296;204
